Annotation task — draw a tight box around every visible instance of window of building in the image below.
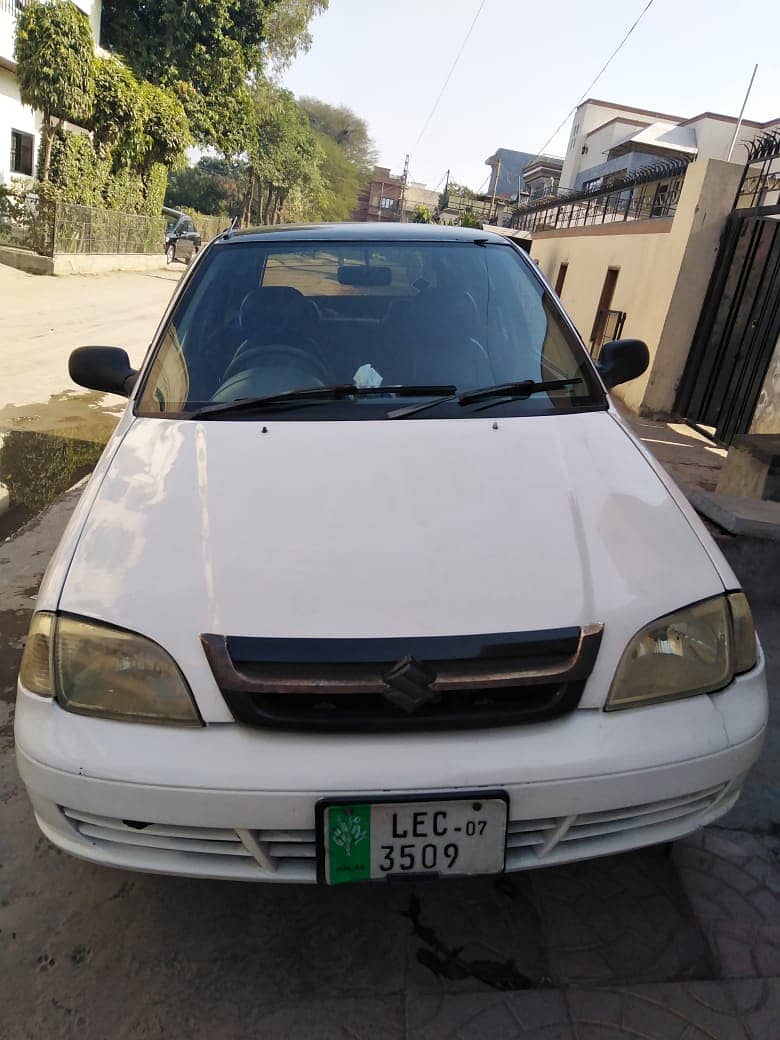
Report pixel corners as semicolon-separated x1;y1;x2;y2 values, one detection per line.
380;196;395;210
582;176;603;193
10;129;34;176
554;262;568;296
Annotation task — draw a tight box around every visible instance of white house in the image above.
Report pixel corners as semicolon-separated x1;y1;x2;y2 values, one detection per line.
559;98;779;191
0;0;101;185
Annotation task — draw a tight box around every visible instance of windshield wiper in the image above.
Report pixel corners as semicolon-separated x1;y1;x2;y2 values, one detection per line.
189;384;457;419
388;378;584;419
457;378;583;405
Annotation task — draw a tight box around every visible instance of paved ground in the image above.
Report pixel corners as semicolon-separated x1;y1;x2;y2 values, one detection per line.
1;492;778;1039
0;264;181;441
0;269;777;1038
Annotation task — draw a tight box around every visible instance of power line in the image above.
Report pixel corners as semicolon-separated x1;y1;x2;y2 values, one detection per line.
414;0;487;148
533;0;658;159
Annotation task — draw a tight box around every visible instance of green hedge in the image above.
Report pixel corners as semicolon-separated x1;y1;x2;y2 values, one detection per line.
0;432;104;511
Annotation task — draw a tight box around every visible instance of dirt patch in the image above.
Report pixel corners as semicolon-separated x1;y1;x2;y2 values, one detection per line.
0;597;37;747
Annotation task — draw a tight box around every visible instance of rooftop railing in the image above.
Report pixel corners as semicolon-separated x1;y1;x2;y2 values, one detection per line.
510;157;692;233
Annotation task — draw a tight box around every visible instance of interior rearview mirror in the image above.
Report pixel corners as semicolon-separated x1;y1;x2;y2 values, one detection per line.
596;339;650;389
337;264;392;287
69;346;138;397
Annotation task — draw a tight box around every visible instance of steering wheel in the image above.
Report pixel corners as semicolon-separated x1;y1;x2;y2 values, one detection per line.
220;344;333;387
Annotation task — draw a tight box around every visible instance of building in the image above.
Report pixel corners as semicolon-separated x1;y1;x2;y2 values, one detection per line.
399;181;439;222
352;166;441;223
1;0;102;186
352;166;405;222
520;124;780;444
521;155;563;202
560;97;779;192
485;148;537;198
437;185;512;226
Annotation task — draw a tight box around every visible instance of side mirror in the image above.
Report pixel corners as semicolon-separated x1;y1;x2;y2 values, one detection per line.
596;339;649;389
69;346;138;397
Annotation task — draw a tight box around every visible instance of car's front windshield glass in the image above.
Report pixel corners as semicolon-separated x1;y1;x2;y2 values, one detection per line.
136;239;604;419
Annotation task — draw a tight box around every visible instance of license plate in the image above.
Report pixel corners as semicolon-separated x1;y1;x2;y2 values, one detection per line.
318;794;508;885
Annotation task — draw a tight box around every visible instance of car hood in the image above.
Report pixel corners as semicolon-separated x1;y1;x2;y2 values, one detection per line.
59;412;725;717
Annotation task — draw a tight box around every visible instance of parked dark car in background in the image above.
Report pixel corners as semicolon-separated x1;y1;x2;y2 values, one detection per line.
165;214;201;264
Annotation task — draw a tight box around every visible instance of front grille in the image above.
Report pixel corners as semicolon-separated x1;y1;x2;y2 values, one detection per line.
61;808;264;878
504;782;729;869
61;781;731;882
201;625;603;731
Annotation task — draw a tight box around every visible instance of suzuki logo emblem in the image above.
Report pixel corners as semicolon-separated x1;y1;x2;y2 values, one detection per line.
381;656;437;714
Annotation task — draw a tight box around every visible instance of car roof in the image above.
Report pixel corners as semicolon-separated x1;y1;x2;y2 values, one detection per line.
215;223;512;246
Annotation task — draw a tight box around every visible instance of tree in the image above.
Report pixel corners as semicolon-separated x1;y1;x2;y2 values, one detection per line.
14;0;95;181
166;158;247;216
298;97;377;221
299;97;376;172
91;56;144;164
245;82;323;224
101;1;328;155
263;1;329;70
101;0;272;151
411;205;432;224
460;211;483;228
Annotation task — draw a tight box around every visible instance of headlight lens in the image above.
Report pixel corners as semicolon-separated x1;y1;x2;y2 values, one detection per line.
19;611;55;697
19;612;200;724
606;596;732;710
728;592;757;674
53;615;200;724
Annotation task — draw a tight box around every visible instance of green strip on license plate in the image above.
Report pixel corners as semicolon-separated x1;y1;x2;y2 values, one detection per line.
326;804;372;885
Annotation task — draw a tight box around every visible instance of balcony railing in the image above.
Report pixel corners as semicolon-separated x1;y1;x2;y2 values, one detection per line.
510;158;691;234
0;0;27;16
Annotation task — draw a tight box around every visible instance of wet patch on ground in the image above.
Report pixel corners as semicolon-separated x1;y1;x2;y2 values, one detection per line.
0;390;118;539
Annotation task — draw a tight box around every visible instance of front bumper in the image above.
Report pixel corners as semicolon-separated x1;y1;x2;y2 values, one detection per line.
15;657;768;883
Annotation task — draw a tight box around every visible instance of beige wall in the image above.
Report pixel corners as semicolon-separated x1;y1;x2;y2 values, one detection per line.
531;158;743;415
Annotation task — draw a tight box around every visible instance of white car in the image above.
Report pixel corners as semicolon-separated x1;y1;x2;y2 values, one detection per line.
16;224;767;886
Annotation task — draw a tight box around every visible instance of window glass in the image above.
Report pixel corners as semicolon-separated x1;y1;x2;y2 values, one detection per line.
10;130;34;176
136;240;602;418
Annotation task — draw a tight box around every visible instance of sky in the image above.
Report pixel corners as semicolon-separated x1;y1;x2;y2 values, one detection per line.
282;0;780;192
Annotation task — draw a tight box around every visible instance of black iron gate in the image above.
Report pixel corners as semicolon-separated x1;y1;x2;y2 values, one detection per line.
676;132;780;444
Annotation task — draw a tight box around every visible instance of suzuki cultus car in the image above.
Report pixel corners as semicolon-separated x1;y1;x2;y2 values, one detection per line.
16;224;767;885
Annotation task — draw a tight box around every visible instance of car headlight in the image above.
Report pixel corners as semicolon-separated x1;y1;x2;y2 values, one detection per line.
19;612;201;725
606;593;757;711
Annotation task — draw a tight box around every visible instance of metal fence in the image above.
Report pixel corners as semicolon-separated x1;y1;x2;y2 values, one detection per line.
510;158;691;234
734;130;780;210
0;193;166;257
0;189;54;255
53;202;166;255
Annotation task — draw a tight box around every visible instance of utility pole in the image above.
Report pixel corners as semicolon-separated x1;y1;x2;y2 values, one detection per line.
398;153;409;222
489;159;501;223
726;64;759;162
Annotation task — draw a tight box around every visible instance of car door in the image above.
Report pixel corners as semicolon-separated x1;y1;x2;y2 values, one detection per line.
179;220;197;259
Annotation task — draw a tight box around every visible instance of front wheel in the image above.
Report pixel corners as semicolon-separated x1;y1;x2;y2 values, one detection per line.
166;243;175;264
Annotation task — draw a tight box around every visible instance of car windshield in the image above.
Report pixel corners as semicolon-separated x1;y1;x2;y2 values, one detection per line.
136;238;604;419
